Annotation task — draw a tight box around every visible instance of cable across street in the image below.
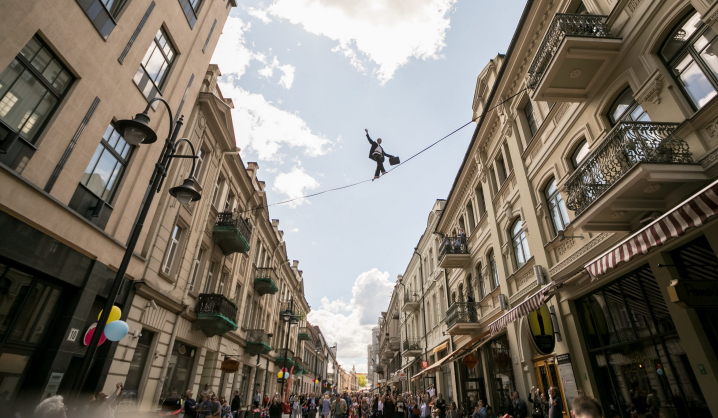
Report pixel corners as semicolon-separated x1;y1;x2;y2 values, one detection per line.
245;87;528;214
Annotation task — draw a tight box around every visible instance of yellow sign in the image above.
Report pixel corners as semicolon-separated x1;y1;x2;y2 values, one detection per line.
667;280;718;308
526;304;555;355
221;358;240;373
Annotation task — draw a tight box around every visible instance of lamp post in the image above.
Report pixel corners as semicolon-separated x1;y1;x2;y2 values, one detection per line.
280;297;299;400
72;98;201;399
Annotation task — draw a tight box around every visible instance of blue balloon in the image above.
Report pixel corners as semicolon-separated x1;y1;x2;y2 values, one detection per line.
657;368;664;376
104;320;129;341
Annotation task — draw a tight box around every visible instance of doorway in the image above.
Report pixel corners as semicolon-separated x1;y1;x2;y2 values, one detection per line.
533;357;568;417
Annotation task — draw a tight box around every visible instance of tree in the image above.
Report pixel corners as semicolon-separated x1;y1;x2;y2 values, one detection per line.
358;374;367;388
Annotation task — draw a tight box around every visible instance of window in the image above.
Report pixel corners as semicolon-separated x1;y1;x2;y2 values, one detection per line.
511;219;530;269
570;139;590;169
203;259;216;293
76;0;127;38
545;179;571;235
213;177;224;208
189;248;204;292
495;155;508;184
475;186;487;218
217;270;227;296
525;101;539;136
0;36;73;145
124;330;154;392
459;216;467;236
224;190;236;212
608;88;649;125
489;250;499;289
477;263;486;299
179;0;202;28
661;11;718;110
466;201;476;231
194;145;207;182
163;225;183;275
133;28;176;101
81;124;132;202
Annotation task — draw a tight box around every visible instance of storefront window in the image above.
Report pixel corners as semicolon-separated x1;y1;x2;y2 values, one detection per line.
486;335;515;416
459;351;485;413
577;265;710;418
162;341;196;406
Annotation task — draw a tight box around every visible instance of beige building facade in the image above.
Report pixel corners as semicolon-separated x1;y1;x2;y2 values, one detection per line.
382;1;718;417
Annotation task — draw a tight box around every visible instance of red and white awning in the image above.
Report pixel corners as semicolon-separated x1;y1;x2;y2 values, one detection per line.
488;284;555;335
586;179;718;278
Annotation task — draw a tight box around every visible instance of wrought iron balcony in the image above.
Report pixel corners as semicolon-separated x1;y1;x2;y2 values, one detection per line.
293;356;306;374
275;348;296;368
213;212;252;255
254;267;279;296
374;364;385;374
565;122;693;216
402;292;420;313
402;337;423;357
445;302;485;335
438;236;471;268
245;329;272;356
389;337;400;351
527;14;621;101
298;326;311;341
195;293;238;337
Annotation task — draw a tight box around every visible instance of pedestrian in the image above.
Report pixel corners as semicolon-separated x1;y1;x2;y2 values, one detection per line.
396;395;407;418
476;401;488;418
446;403;458;418
270;396;284;418
364;129;398;179
645;389;660;417
435;394;447;418
222;399;233;418
484;406;495;418
185;390;198;418
383;389;396;418
293;395;302;418
547;388;562;418
362;397;371;418
511;391;528;418
198;395;212;418
528;387;547;418
420;396;431;418
253;391;261;408
229;391;240;417
569;395;602;418
97;382;124;418
35;395;68;418
211;394;222;418
333;393;348;418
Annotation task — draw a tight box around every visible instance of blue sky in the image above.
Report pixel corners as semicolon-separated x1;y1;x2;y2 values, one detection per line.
212;0;526;372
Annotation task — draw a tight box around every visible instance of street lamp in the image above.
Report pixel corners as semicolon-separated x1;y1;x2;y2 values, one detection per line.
72;98;201;400
280;297;300;400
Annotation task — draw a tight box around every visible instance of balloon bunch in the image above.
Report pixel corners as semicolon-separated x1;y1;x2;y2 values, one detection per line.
100;306;130;341
277;368;290;379
313;379;320;384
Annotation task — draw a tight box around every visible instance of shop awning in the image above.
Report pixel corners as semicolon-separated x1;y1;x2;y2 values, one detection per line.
410;331;490;381
585;179;718;278
432;341;448;353
488;283;555;336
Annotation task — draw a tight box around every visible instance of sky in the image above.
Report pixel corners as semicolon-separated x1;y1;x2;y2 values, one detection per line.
211;0;526;373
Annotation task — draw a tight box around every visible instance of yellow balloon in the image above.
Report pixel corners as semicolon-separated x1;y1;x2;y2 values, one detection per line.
98;306;122;324
278;372;284;378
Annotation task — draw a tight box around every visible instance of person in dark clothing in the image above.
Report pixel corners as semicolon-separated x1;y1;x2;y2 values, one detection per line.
163;391;182;412
185;390;198;418
435;394;447;418
270;396;284;418
383;390;396;418
231;391;241;417
365;129;396;179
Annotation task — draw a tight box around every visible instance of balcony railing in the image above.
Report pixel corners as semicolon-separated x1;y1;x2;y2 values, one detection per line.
275;348;296;368
445;302;482;329
245;329;272;356
439;236;469;258
374;364;385;374
527;14;612;89
254;267;279;296
213;212;252;255
195;293;239;337
565;122;693;215
298;326;312;341
403;338;422;353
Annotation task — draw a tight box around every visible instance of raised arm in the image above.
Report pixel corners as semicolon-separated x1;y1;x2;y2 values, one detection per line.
365;129;375;145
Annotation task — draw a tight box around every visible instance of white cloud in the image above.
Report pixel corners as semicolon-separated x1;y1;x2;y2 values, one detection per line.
211;16;256;80
265;0;456;84
219;82;332;161
258;56;296;89
271;165;321;207
308;269;396;373
248;6;272;23
290;227;299;233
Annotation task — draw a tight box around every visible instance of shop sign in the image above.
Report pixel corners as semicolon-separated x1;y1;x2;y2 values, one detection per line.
221;357;240;373
420;361;429;369
526;305;555;355
462;353;479;370
399;373;407;381
556;354;579;412
41;373;64;399
667;280;718;308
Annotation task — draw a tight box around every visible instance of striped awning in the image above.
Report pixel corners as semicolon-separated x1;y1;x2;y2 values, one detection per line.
586;179;718;278
488;284;555;335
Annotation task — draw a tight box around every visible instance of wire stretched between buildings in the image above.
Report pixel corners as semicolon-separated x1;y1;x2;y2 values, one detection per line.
242;87;529;214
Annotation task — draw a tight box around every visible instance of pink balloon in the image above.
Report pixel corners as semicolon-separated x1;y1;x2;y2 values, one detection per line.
83;323;107;346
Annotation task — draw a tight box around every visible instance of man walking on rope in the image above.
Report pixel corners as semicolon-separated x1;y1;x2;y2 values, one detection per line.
365;129;398;179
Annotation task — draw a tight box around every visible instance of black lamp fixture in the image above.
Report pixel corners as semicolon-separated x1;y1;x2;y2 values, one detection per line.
169;177;201;205
115;111;157;145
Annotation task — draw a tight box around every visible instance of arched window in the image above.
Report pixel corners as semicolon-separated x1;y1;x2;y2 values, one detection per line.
661;11;718;109
458;284;464;303
489;250;499;289
570;139;590;169
511;219;531;268
608;87;649;125
476;262;486;299
545;178;571;235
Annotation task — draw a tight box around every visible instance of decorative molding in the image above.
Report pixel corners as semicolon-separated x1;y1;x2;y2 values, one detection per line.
704;7;718;27
700;146;718;168
509;280;539;304
704;119;718;140
569;69;583;79
610;210;626;218
627;0;641;12
556;238;575;258
536;204;545;220
554;103;570;126
549;232;612;276
118;1;155;64
643;184;662;194
635;74;663;105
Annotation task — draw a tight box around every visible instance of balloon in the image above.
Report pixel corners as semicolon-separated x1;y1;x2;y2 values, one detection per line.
278;372;284;378
283;372;289;378
98;306;122;324
657;368;664;376
84;323;107;346
104;320;129;341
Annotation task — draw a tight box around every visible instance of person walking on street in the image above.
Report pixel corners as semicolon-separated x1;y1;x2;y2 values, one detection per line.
364;129;397;180
528;387;547;418
569;395;603;418
476;401;488;418
333;394;348;418
230;391;241;418
270;396;284;418
446;404;458;418
548;388;562;418
511;391;528;418
185;390;198;418
323;395;333;418
435;394;446;418
383;390;396;418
